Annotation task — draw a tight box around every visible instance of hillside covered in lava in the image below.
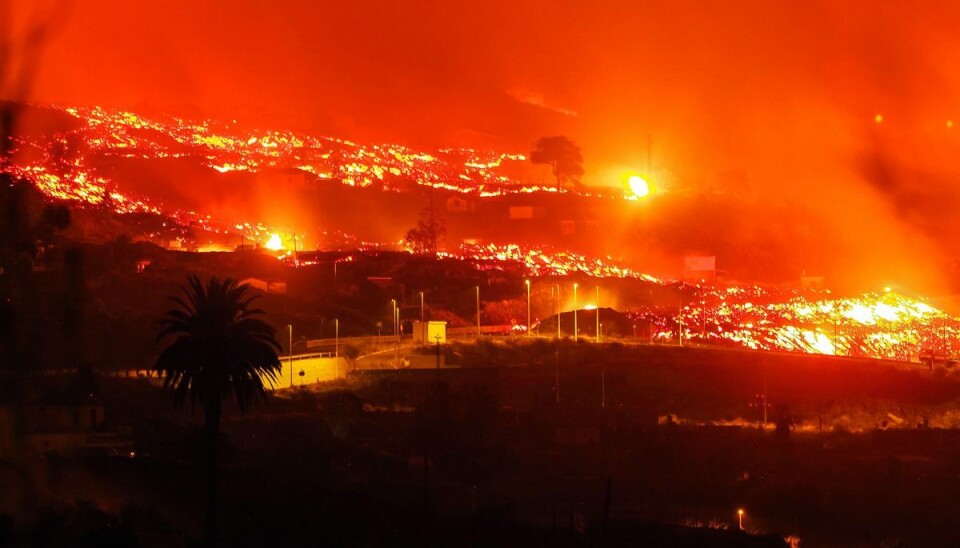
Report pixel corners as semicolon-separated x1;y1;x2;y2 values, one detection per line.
3;102;954;294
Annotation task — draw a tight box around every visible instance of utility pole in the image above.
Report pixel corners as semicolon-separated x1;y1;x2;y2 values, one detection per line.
391;299;398;365
429;187;437;255
476;285;481;337
420;291;425;322
288;324;293;388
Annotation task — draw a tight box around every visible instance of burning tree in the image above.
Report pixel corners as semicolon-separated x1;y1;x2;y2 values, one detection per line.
530;135;584;188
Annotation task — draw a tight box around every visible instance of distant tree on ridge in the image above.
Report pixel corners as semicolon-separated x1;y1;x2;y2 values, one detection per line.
405;207;446;255
530;135;584;188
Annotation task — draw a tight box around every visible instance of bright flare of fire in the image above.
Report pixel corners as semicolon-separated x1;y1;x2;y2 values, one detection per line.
265;234;284;251
628;175;649;197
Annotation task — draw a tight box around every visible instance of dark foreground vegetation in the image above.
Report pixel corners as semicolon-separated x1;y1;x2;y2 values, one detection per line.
5;341;960;546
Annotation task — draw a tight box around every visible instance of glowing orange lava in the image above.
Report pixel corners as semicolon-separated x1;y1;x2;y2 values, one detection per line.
0;104;619;248
644;286;953;361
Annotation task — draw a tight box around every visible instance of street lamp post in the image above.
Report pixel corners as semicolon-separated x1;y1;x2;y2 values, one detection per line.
476;285;481;338
391;299;397;340
420;291;425;322
525;280;531;337
287;324;293;388
554;284;560;339
573;283;579;341
596;285;600;342
390;299;398;365
737;509;744;530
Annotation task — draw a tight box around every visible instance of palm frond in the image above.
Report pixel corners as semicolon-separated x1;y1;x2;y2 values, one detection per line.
153;276;281;414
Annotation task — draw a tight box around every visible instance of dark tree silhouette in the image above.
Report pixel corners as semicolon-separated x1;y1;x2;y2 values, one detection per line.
154;276;281;546
405;207;446;255
530;136;584;188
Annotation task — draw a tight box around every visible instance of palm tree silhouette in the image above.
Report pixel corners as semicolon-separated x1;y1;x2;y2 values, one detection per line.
154;276;281;546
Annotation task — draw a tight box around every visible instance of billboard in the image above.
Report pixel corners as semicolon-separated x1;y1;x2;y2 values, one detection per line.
684;255;716;272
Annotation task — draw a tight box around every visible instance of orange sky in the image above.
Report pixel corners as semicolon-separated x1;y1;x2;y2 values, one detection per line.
12;1;959;181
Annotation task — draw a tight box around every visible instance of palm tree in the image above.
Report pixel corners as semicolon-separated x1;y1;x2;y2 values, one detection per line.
154;276;281;546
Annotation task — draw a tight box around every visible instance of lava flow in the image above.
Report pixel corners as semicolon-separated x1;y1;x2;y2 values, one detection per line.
6;103;960;365
6;104;561;208
437;242;661;280
641;286;955;362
